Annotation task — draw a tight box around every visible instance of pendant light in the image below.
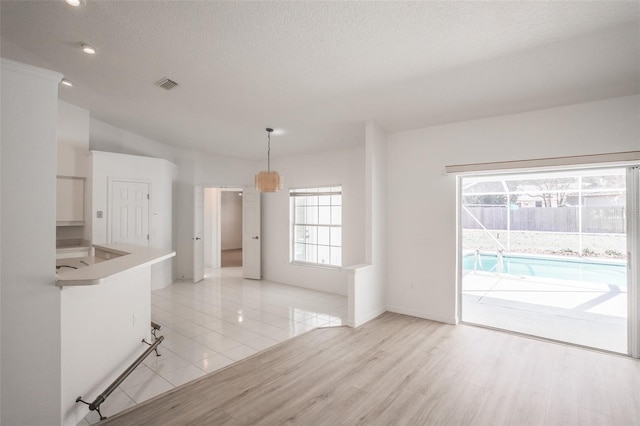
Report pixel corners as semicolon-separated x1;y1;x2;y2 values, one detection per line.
255;127;282;192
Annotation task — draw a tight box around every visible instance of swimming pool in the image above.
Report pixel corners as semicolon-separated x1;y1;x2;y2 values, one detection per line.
462;252;627;287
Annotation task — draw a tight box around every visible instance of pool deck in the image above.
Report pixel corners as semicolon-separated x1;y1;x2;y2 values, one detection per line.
462;271;627;354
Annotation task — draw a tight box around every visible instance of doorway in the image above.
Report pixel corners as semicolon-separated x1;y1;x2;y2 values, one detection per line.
459;167;631;354
203;188;244;270
195;186;261;281
220;190;243;267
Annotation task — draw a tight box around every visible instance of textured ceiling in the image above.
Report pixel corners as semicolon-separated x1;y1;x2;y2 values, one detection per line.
1;1;638;159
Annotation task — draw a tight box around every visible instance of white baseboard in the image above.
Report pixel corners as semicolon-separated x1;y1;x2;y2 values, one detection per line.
386;305;457;325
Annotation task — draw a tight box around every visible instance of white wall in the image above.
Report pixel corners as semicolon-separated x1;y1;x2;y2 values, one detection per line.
347;122;389;326
90;118;177;164
58;101;90;177
90;151;177;289
1;59;63;425
261;145;366;295
221;191;242;250
367;122;388;269
364;121;388;318
57;100;91;241
386;95;640;324
61;267;151;426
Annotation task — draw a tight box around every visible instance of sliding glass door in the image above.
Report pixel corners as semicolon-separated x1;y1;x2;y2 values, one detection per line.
459;167;635;355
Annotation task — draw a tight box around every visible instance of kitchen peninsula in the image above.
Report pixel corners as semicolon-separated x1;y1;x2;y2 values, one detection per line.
57;243;175;425
56;243;175;287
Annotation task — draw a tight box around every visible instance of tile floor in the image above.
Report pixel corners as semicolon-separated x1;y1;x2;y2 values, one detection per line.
78;267;347;425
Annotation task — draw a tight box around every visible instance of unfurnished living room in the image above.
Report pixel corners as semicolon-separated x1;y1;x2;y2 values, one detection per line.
1;1;639;426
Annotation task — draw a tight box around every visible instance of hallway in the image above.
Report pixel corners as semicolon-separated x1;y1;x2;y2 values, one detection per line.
221;248;242;267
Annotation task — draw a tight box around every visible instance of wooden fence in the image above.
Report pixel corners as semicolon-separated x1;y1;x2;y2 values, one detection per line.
462;206;625;234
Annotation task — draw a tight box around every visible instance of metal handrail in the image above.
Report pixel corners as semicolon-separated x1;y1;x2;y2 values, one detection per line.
497;249;504;275
473;249;505;275
76;333;163;420
473;249;484;273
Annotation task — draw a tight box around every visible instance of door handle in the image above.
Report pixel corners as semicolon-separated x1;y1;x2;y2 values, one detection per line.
194;237;202;240
252;236;259;240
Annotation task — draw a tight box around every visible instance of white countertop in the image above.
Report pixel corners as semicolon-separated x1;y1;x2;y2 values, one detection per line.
55;243;175;287
56;246;91;254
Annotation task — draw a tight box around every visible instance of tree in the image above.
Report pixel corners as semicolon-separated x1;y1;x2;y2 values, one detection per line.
581;174;625;190
522;178;574;207
463;180;521;206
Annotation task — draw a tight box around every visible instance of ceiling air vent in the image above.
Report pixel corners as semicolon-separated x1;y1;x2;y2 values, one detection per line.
155;77;178;91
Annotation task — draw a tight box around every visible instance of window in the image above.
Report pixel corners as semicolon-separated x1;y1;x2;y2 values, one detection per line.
290;186;342;267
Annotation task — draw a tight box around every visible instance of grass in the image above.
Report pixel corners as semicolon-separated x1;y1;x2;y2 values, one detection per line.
463;229;626;260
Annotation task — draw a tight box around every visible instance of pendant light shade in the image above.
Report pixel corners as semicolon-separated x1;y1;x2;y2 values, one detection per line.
255;128;283;192
255;170;282;192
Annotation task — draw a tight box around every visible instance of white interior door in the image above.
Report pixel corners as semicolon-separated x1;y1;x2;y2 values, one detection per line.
204;188;221;269
110;180;149;246
242;187;261;279
194;186;205;283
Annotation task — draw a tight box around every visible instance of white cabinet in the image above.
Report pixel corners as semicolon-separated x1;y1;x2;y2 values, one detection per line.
57;176;85;225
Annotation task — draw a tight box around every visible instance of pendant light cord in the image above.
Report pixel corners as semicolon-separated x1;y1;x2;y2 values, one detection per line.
267;130;271;172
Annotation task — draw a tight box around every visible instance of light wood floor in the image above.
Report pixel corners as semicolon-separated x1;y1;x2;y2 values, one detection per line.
221;249;242;267
102;312;640;426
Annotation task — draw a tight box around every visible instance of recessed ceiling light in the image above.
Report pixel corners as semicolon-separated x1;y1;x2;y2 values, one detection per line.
65;0;84;7
60;78;74;87
81;43;96;55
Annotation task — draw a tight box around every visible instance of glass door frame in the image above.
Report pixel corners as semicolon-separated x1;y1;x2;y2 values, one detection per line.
626;166;639;358
455;164;639;359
